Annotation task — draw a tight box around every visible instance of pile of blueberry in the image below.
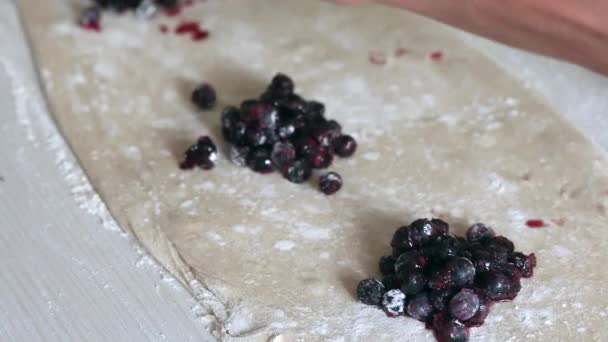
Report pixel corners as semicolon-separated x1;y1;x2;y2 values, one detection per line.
357;219;536;342
79;0;177;30
184;74;357;195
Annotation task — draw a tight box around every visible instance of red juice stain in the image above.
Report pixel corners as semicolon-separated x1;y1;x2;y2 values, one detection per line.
175;21;209;42
394;47;408;57
184;0;194;6
368;51;387;65
159;24;169;33
430;51;443;61
79;22;101;32
526;219;545;228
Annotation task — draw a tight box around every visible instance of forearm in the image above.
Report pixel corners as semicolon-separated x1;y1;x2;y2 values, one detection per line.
350;0;608;75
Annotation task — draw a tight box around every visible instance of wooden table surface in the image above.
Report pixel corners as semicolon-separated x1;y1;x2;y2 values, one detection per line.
1;1;606;341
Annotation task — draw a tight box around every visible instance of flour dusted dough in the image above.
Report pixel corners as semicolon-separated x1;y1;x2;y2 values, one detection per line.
17;0;608;340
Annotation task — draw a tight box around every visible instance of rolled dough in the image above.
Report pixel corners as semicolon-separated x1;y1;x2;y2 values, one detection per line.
17;0;608;340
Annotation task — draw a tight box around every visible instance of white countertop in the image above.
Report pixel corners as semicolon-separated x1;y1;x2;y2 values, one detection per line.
0;2;606;341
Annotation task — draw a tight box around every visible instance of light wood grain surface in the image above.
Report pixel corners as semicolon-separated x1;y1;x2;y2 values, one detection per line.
0;1;606;341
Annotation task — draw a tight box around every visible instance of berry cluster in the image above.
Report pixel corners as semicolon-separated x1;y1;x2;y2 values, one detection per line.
357;219;536;342
79;0;179;31
217;73;356;195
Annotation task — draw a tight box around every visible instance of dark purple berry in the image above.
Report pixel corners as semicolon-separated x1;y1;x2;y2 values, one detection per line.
332;134;357;158
425;235;462;262
449;289;480;321
479;272;521;301
406;292;434;322
379;255;396;275
242;103;278;129
447;257;476;288
310;147;334;169
391;226;415;251
433;314;470;342
394;250;427;275
430;218;450;236
282;160;312;184
295;137;320;159
489;236;515;253
509;252;536;278
95;0;142;11
428;268;453;291
222;107;247;144
180;136;218;170
277;121;296;139
400;271;426;295
268;73;294;97
356;279;385;306
245;127;268;146
429;289;455;312
409;218;435;246
191;83;217;110
463;295;493;327
306;100;325;117
319;172;342;195
247;148;274;174
313;120;342;146
466;223;495;243
382;289;406;317
382;274;400;290
271;142;296;168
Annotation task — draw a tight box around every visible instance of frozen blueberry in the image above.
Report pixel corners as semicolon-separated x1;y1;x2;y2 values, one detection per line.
155;0;177;7
379;255;396;275
191;83;217;110
400;271;426;295
409;218;435;246
433;314;470;342
449;289;480;321
406;292;434;322
282;159;312;184
319;172;342;195
313;120;342;146
509;252;537;278
479;272;521;301
394;250;427;275
382;274;400;290
242;103;278;129
135;0;158;19
310;147;334;169
247;148;274;174
332;134;357;158
382;289;406;317
466;223;495;244
267;73;295;97
429;289;455;312
271;142;296;169
463;296;493;327
79;6;102;31
180;136;218;170
277;121;296;139
391;226;415;251
306;100;325;117
447;257;476;288
356;279;386;306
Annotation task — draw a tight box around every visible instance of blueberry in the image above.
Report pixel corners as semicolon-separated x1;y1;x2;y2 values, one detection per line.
271;142;296;169
382;289;406;317
242;103;278;129
429;289;455;312
447;257;476;288
247;148;274;174
332;134;357;158
356;279;385;306
179;136;218;170
479;272;521;301
425;235;460;261
155;0;177;7
319;172;342;195
282;159;312;184
313;120;342;146
400;271;426;295
406;292;434;322
277;121;296;139
489;236;515;253
379;255;396;275
432;314;470;342
309;147;334;169
381;274;400;290
430;218;450;236
394;250;427;275
462;296;493;327
191;83;217;110
306;100;325;117
268;73;294;97
509;252;536;278
466;223;495;243
391;226;415;251
449;289;480;321
245;127;268;146
222;107;246;144
409;218;435;246
428;268;452;291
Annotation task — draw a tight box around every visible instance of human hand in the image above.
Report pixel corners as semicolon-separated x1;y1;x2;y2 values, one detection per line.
336;0;608;75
